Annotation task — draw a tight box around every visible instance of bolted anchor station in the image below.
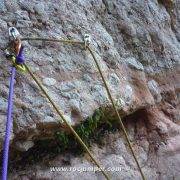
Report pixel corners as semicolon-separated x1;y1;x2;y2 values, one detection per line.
1;28;146;180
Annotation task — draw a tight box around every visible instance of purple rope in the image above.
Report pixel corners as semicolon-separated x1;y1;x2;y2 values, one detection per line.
1;67;16;180
16;46;25;64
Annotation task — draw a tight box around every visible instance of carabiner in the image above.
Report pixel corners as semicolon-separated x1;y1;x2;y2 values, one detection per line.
84;34;91;49
8;27;20;41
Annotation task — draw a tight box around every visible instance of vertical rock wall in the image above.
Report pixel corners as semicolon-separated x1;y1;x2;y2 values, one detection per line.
0;0;179;179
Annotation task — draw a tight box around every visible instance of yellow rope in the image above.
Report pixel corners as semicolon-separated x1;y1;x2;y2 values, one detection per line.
87;46;146;180
20;36;146;180
21;37;84;45
24;64;110;180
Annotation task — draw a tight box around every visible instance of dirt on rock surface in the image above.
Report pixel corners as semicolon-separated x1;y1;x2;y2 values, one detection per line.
0;0;179;179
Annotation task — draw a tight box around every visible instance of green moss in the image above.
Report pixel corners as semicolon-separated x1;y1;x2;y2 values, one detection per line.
55;131;69;151
9;107;117;171
54;107;113;152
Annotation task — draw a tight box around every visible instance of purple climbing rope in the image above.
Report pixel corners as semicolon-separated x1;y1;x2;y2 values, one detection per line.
1;67;16;180
16;46;25;64
2;43;25;180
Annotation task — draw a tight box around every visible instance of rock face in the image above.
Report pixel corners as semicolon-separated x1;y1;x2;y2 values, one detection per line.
0;0;179;179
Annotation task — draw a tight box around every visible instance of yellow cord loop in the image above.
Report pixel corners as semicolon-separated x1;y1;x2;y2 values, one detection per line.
20;36;146;180
24;64;110;180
